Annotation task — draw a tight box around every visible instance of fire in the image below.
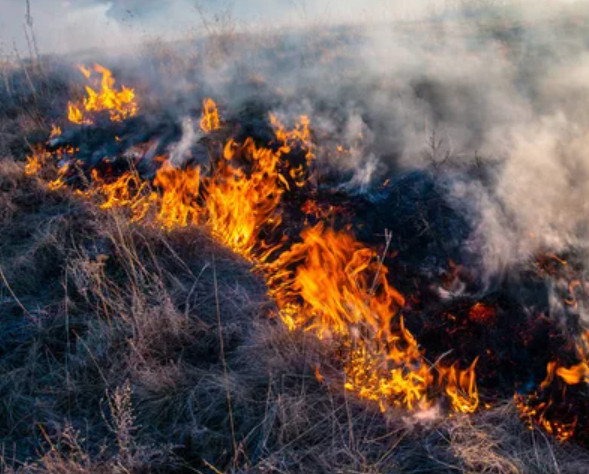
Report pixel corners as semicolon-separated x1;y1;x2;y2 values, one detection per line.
438;358;479;413
515;392;577;441
204;138;288;258
516;331;589;440
67;64;137;125
48;163;69;190
68;104;86;125
301;199;341;220
262;222;427;410
271;114;315;189
556;363;589;385
79;169;155;223
200;98;221;133
551;331;589;386
343;327;431;411
24;149;47;176
468;303;496;324
154;161;201;229
263;223;478;412
25;65;483;423
50;124;62;138
201;109;314;259
265;223;405;338
270;113;314;167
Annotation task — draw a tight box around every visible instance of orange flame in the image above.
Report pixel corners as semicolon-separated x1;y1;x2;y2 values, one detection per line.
468;303;496;324
26;71;481;416
79;169;155;223
265;223;404;337
154;161;201;229
67;64;137;125
553;331;589;386
200;98;221;133
50;124;62;138
515;392;577;441
204;138;286;258
47;163;69;190
270;113;315;168
264;223;435;410
438;358;479;413
516;331;589;440
24;149;48;176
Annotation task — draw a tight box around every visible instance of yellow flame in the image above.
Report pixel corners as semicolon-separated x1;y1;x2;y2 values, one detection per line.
67;63;137;125
154;161;201;229
200;98;221;133
26;75;481;416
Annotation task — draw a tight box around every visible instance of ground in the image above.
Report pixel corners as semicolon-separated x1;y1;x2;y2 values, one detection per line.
2;21;589;474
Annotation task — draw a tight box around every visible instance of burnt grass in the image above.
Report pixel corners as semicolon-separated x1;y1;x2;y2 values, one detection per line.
2;35;589;473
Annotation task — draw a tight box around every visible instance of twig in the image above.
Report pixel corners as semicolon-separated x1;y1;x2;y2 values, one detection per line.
369;228;392;296
202;458;224;474
0;264;35;321
25;0;41;69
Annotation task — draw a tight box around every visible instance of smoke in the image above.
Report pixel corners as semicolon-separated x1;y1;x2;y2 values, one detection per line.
5;0;589;278
275;0;589;276
170;117;202;165
1;0;553;55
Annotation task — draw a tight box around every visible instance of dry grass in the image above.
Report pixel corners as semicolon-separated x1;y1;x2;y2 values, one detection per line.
1;157;589;473
2;24;589;473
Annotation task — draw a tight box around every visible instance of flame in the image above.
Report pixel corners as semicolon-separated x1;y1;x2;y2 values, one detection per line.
200;113;313;258
266;223;404;337
516;331;589;440
67;64;137;125
540;361;557;391
301;199;340;220
270;114;315;195
468;303;496;324
154;161;201;229
315;364;325;383
515;392;577;441
24;149;47;176
556;362;589;385
263;223;478;412
25;71;481;418
50;124;62;138
204;138;287;258
200;98;221;133
264;223;432;410
48;163;69;190
564;280;583;310
78;169;155;223
343;327;432;411
553;331;589;386
78;64;92;79
438;358;479;413
68;103;87;125
270;113;315;166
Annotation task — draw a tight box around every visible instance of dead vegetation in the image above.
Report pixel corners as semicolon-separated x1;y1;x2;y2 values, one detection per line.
0;133;588;474
2;21;589;473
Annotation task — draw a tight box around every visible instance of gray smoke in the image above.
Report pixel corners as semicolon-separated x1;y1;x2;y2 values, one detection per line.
4;0;589;278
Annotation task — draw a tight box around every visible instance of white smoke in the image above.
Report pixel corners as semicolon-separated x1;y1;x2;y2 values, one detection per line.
5;0;589;277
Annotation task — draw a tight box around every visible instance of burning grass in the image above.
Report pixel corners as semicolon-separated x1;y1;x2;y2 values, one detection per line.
2;22;589;473
1;163;587;473
22;68;485;419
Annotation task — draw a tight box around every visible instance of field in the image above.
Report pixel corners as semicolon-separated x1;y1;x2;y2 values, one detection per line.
2;5;589;473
